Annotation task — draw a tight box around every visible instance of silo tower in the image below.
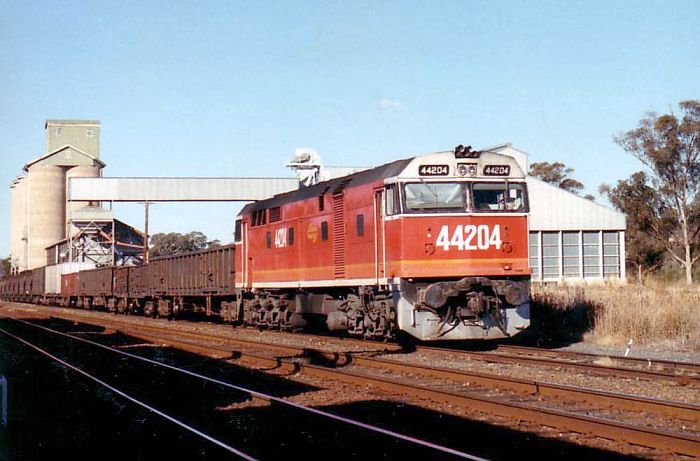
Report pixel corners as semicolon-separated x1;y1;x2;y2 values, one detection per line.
17;120;104;270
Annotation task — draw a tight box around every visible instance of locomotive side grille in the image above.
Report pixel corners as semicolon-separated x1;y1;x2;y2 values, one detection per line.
332;193;346;278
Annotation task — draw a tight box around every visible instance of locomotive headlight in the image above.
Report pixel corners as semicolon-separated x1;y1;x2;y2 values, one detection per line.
457;163;477;177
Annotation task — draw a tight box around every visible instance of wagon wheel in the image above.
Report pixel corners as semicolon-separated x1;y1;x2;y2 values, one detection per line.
143;301;156;318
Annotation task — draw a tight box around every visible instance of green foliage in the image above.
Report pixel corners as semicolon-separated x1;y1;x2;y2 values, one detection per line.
150;231;221;257
615;100;700;284
600;172;666;282
528;161;587;196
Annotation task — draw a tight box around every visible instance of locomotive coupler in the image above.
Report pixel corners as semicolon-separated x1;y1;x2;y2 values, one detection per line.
419;277;528;309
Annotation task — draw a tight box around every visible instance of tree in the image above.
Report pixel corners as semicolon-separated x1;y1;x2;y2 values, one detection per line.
615;100;700;284
599;172;666;283
150;231;221;257
528;161;591;198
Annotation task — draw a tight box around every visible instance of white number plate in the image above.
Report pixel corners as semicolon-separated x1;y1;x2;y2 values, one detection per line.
418;164;449;176
435;224;502;251
483;165;510;176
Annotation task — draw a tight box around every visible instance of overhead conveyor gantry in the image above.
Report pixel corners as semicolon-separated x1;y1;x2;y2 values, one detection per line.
66;176;300;262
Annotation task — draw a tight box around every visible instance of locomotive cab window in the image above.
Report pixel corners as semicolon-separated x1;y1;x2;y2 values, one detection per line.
403;182;465;212
471;182;527;212
234;219;242;243
385;185;400;216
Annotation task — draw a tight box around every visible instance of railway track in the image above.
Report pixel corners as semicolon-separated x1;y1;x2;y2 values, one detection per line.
5;307;698;459
496;344;700;379
12;301;700;386
0;316;489;461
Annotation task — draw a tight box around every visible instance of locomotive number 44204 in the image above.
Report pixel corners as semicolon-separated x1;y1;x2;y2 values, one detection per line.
435;224;502;251
418;164;449;176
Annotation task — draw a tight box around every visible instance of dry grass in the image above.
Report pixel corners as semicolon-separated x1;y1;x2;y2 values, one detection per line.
528;283;700;350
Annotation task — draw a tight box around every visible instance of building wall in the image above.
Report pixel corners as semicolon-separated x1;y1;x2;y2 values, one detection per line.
529;230;626;283
45;120;100;159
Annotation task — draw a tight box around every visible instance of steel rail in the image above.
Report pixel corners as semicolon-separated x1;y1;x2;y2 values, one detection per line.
88;322;700;458
417;345;699;386
5;303;698;385
0;326;259;461
496;344;700;376
114;323;700;423
6;309;699;456
4;317;487;461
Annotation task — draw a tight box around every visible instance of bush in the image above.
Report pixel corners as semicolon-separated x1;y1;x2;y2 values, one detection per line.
527;283;699;350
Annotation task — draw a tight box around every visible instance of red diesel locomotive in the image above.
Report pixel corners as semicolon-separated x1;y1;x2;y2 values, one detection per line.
233;146;530;340
0;146;530;341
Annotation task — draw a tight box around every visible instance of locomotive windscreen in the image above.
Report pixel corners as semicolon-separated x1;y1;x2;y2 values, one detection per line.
402;181;528;213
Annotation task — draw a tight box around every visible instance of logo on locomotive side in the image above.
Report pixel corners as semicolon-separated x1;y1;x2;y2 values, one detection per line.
435;224;502;251
274;228;287;248
307;223;319;243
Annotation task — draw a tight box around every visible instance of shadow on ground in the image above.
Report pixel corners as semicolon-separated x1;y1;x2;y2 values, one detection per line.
0;316;640;460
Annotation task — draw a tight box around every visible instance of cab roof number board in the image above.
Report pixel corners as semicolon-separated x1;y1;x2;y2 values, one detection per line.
483;165;510;176
418;165;449;176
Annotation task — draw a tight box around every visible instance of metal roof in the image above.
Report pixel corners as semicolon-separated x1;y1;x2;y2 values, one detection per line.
45;119;100;127
23;145;106;171
528;177;626;230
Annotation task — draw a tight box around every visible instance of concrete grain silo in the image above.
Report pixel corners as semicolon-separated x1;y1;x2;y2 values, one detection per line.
26;164;66;270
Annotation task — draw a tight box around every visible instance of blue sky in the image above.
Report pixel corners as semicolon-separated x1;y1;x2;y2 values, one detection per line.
1;0;698;256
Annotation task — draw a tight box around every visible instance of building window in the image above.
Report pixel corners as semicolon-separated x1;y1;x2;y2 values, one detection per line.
562;232;580;278
86;128;93;137
541;232;560;279
321;221;328;241
603;232;620;277
356;214;364;237
583;232;600;277
529;232;540;280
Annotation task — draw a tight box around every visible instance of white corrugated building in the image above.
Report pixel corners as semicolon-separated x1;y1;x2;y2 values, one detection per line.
491;144;626;283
